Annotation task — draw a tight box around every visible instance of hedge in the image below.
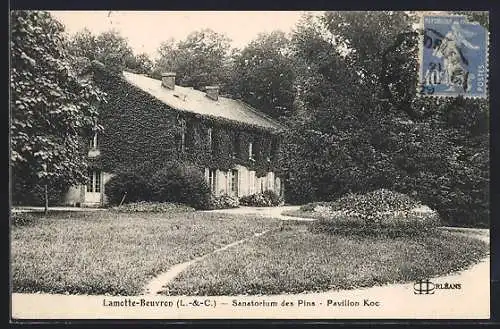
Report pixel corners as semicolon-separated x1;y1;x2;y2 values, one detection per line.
149;162;211;210
239;190;282;207
104;171;151;205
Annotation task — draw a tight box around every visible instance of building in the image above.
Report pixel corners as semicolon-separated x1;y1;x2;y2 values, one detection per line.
64;64;286;207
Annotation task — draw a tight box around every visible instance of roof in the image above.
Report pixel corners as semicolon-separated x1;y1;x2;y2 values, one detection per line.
122;71;285;132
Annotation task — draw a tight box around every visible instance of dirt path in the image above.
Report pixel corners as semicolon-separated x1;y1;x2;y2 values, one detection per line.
11;206;105;213
142;230;270;295
205;205;315;221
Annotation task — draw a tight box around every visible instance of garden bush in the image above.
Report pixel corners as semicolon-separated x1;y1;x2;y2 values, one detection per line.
239;190;282;207
330;189;421;213
104;171;151;205
209;194;240;210
11;212;39;226
309;208;441;237
11;180;68;206
301;189;421;213
109;201;195;213
150;162;211;210
305;189;440;237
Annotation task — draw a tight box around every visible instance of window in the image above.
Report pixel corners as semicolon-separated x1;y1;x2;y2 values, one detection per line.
232;132;240;158
267;173;274;189
253;138;262;161
207;128;213;151
231;169;239;196
86;175;92;192
179;119;186;152
86;170;101;193
95;171;101;193
185;121;196;151
211;128;218;155
89;132;98;149
270;137;280;161
248;142;254;160
208;169;217;193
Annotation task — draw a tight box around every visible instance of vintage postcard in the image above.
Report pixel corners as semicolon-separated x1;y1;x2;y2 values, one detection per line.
10;10;490;321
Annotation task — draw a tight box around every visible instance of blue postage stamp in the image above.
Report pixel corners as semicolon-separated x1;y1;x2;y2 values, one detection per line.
418;15;488;98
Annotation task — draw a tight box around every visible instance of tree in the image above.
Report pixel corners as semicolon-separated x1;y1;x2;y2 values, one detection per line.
281;13;387;201
229;31;296;119
283;11;489;227
67;28;135;74
127;53;154;75
10;10;106;213
152;29;232;90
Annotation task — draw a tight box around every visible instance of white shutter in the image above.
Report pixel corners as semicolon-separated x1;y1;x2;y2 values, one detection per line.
237;169;242;197
268;172;274;190
204;168;209;184
249;171;255;195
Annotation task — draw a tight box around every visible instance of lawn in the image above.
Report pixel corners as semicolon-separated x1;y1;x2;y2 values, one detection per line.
163;223;489;296
281;209;341;221
11;210;281;295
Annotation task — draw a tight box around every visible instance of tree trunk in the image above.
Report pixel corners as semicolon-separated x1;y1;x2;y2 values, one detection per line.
119;192;127;207
44;184;48;215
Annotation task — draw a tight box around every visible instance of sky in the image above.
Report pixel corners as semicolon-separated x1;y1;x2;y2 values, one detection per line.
50;11;312;59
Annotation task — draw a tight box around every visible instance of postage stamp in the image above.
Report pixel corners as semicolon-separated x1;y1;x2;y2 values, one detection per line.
418;15;488;98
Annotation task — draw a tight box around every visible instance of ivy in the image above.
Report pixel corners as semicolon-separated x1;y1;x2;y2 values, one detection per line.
92;65;283;177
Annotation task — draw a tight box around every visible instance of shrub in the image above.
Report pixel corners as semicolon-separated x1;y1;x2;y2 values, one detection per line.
11;212;39;226
239;190;282;207
306;189;440;237
328;189;421;214
11;179;68;206
209;194;240;210
309;207;441;237
262;190;281;206
104;171;151;205
109;201;195;213
301;189;421;214
150;162;211;210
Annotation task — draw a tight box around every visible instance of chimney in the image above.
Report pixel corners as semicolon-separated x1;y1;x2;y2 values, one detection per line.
161;72;176;90
205;86;219;101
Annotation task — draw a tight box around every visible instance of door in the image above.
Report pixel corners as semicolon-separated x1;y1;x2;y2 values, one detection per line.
85;170;102;204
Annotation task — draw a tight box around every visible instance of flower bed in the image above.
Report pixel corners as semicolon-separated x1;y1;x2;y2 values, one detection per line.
109;201;195;213
239;190;283;207
291;189;440;236
209;194;240;210
309;205;440;237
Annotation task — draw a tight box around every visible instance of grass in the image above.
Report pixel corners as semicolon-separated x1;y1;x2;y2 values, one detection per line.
163;224;489;296
11;210;281;295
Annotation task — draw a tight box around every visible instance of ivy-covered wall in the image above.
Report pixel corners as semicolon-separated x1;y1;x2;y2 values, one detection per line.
92;67;283;178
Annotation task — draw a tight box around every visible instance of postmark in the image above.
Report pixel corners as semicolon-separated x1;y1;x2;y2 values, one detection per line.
418;15;488;98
